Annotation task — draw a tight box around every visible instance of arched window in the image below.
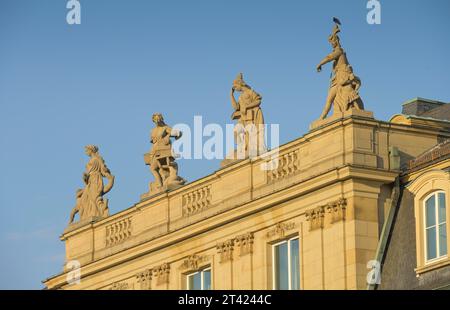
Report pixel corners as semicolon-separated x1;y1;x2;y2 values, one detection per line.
424;191;448;262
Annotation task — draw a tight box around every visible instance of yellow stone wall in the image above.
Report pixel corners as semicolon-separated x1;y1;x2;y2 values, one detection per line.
44;111;450;290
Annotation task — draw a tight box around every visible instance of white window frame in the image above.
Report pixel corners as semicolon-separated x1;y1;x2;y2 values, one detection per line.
186;267;211;290
272;236;300;290
423;191;448;264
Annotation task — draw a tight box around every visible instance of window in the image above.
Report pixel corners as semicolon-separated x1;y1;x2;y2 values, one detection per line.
424;191;447;262
187;268;211;290
272;237;300;290
406;170;450;273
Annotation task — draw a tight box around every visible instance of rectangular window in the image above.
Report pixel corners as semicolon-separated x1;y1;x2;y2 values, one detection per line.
272;237;300;290
187;268;211;290
425;192;447;262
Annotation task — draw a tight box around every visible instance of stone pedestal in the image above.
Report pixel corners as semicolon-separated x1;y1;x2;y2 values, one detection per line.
64;216;102;234
140;184;167;200
140;181;185;200
310;109;374;130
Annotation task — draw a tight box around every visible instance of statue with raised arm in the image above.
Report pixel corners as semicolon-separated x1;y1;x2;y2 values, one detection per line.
316;18;364;119
69;145;114;224
144;113;186;194
229;73;266;158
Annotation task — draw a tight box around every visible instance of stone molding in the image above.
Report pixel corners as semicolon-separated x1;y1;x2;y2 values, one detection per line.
216;240;234;263
153;263;170;285
266;221;297;239
306;198;347;231
234;232;254;256
305;206;325;231
136;268;152;290
179;254;210;272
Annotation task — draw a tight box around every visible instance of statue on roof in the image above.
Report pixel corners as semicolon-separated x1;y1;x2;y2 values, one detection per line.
316;18;364;119
144;113;186;194
227;73;266;161
69;145;114;224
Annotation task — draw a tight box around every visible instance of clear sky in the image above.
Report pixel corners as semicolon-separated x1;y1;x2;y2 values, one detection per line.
0;0;449;289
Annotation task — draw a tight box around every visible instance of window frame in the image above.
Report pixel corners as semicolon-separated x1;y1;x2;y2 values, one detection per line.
186;267;211;290
423;191;448;264
272;236;300;290
406;169;450;274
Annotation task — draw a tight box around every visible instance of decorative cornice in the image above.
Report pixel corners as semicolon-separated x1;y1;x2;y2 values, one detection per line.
234;232;254;256
306;198;347;230
326;198;347;223
305;206;325;231
153;263;170;285
135;268;152;290
216;240;234;263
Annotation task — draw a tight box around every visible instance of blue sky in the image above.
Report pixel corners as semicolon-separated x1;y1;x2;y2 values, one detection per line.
0;0;449;289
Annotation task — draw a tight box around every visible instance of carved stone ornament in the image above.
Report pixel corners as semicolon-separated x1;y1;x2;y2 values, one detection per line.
136;268;152;290
153;263;170;285
266;221;297;239
326;197;347;223
234;232;254;256
305;206;325;231
306;198;347;230
179;255;209;272
105;217;132;247
182;185;212;216
267;149;300;183
216;240;234;263
109;281;132;290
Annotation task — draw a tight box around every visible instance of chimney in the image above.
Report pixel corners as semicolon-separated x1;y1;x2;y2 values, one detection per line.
402;97;446;116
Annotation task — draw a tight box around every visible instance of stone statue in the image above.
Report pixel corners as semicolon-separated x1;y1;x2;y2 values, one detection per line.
144;113;186;194
69;145;115;224
316;18;364;119
229;73;266;158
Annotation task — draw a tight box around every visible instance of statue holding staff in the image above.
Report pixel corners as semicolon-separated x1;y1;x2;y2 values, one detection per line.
316;18;364;119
